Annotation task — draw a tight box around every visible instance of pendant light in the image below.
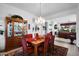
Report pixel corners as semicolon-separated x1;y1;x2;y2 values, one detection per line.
35;3;45;25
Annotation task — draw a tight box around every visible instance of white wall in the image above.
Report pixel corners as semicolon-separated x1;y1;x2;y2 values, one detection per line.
27;19;36;37
46;20;53;33
0;4;37;51
50;14;76;24
0;19;5;51
76;4;79;47
27;19;46;36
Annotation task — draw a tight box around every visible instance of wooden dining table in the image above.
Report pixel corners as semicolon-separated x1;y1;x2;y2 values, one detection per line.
27;36;45;56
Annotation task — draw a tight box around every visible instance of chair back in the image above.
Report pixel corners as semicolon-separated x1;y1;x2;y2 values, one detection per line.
50;35;55;45
49;33;55;55
50;32;55;45
44;35;50;47
36;33;39;36
24;34;33;41
35;33;40;39
25;34;33;38
43;35;50;55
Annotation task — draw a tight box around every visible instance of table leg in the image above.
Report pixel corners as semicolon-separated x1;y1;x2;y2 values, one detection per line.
70;39;75;44
34;45;38;56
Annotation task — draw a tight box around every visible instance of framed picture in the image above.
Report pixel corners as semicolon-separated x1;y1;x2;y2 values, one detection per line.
32;27;34;31
54;24;57;29
35;25;39;31
28;24;30;29
43;26;46;30
0;30;4;35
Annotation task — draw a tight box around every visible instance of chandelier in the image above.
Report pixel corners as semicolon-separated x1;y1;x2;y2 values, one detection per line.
35;3;45;24
35;16;45;24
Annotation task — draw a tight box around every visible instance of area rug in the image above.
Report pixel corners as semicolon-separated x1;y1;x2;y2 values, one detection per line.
51;45;68;56
15;45;68;56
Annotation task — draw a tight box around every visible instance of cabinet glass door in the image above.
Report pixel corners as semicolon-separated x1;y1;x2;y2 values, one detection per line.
8;22;12;37
14;22;23;36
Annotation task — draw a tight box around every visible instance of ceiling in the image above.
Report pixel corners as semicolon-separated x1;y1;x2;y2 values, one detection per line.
5;3;78;18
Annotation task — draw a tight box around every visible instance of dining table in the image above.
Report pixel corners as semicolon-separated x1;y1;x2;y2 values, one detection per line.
27;36;45;56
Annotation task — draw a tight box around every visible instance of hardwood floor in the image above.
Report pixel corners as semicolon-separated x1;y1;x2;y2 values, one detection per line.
55;37;79;56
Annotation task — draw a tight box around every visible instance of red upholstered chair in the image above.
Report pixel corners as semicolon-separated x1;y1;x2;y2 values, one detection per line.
49;32;55;45
44;35;51;55
38;34;50;55
25;34;33;38
49;35;55;47
35;33;40;39
24;34;33;41
49;32;55;55
21;39;33;55
24;34;33;47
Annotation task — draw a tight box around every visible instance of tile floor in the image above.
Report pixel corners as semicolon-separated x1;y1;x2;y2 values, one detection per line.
55;37;79;56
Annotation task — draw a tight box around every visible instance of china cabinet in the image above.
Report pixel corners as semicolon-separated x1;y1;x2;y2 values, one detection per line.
5;16;27;51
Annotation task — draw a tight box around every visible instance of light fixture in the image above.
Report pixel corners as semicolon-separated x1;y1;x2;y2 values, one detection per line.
35;3;45;24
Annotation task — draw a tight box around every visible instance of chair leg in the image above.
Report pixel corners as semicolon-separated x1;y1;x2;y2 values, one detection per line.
43;49;46;56
52;45;54;55
43;48;48;56
50;44;54;56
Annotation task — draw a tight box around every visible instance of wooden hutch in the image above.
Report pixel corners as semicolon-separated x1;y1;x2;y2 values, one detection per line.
5;15;27;51
58;22;76;44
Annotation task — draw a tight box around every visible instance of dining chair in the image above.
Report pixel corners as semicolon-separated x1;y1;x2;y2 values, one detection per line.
21;39;33;55
25;34;33;38
44;35;51;55
49;32;55;55
38;34;50;56
35;33;40;39
24;34;33;47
